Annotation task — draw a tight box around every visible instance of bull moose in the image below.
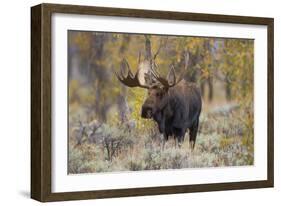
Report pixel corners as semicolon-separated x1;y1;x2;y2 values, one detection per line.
115;53;202;149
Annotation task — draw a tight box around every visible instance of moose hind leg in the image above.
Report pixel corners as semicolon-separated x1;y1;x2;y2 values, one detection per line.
189;119;199;150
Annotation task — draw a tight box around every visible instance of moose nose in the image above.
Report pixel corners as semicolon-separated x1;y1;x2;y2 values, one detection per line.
141;106;153;119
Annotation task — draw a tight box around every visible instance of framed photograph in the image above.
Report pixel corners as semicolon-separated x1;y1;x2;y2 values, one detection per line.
31;3;274;202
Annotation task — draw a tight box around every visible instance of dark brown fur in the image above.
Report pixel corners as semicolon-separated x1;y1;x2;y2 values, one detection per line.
141;80;202;148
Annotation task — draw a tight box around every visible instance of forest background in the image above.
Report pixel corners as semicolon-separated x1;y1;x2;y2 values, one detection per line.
68;31;254;173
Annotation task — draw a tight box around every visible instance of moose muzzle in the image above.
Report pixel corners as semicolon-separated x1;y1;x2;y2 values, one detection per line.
141;105;153;119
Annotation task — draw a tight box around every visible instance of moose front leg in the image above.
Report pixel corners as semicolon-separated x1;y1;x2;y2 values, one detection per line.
174;128;185;148
176;135;185;148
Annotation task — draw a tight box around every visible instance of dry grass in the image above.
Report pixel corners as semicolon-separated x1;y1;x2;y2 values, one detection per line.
68;103;254;174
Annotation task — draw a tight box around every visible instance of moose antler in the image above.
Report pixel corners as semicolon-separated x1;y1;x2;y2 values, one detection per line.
115;58;150;89
151;52;189;88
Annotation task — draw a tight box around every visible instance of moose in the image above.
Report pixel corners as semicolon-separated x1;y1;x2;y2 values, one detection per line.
115;52;202;149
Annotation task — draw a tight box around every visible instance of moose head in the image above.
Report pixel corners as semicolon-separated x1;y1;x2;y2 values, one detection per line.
115;52;190;121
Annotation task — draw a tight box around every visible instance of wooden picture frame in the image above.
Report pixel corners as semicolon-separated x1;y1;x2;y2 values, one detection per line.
31;3;274;202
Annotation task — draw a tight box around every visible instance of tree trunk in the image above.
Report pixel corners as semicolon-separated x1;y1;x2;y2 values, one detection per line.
200;81;205;99
91;34;110;122
144;35;152;61
116;35;131;123
208;76;213;101
225;78;232;101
